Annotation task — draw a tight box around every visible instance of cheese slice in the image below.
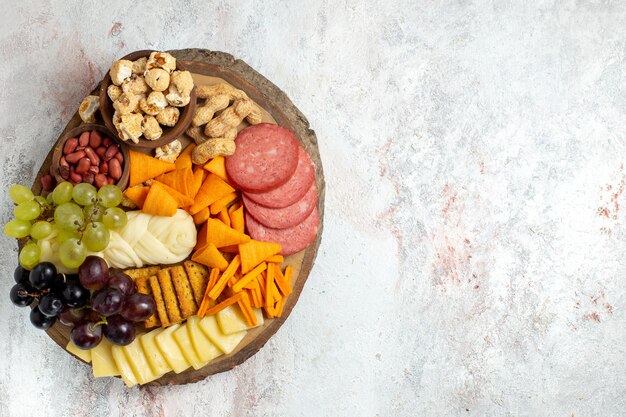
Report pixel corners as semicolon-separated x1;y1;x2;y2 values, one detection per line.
111;345;138;388
155;324;191;374
140;328;171;377
216;305;264;335
91;338;120;378
198;315;247;354
66;341;92;363
187;316;222;363
173;324;205;370
122;338;159;385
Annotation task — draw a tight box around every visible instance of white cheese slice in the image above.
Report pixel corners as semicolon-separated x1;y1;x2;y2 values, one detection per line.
187;316;222;364
216;305;264;335
140;328;171;377
155;324;191;374
111;345;138;387
173;324;204;370
198;315;247;354
66;341;92;363
91;338;120;378
122;338;159;385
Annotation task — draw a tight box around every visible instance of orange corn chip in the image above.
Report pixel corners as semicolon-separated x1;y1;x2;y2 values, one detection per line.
192;243;229;271
188;173;235;215
228;201;242;215
265;254;284;264
152;180;194;208
129;150;176;186
193;207;210;225
175;143;195;171
155;168;193;197
221;245;239;253
205;218;250;248
142;183;178;217
195;221;208;250
190;167;206;199
217;208;231;227
123;186;149;208
230;205;245;234
209;192;238;215
238;240;282;274
203;156;228;181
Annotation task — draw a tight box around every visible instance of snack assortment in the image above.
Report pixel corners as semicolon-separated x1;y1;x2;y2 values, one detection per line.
5;52;320;387
106;52;194;143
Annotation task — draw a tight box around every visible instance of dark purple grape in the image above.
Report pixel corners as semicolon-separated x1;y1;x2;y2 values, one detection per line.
61;281;90;308
92;287;124;316
103;314;136;346
58;308;87;326
29;262;57;290
30;306;56;330
108;272;135;296
120;293;156;322
70;320;103;350
38;293;65;317
78;256;109;290
14;265;30;284
9;284;34;307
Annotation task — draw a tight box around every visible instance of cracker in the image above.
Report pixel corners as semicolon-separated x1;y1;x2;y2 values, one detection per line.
135;275;161;328
124;266;161;280
157;269;182;324
149;274;169;327
183;260;210;306
170;265;198;319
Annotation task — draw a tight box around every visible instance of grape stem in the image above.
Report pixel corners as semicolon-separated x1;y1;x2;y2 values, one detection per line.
91;317;107;331
18;289;48;298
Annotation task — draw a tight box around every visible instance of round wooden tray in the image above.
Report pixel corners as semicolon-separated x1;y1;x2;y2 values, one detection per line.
28;49;325;386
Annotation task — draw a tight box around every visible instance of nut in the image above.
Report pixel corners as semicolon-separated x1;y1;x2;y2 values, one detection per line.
156;106;179;127
191;138;236;165
78;95;100;123
142;115;163;140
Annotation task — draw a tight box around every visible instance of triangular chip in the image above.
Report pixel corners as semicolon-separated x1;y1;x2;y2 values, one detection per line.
205;218;250;248
195;222;208;251
152;180;194;208
155;168;193;197
175;143;195;171
220;245;239;253
190;167;206;199
229;205;245;233
123;186;150;208
142;182;178;217
188;173;235;215
238;240;282;274
192;207;210;225
192;243;229;271
209;192;238;215
129;150;176;186
203;156;227;181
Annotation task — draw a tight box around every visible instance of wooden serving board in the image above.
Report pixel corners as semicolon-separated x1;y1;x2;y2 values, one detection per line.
29;49;325;386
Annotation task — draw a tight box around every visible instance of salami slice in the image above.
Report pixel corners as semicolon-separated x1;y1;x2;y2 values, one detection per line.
243;183;317;229
225;124;299;192
245;206;319;256
244;146;315;208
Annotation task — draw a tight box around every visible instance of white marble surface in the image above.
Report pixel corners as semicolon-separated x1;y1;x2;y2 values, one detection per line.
1;1;626;416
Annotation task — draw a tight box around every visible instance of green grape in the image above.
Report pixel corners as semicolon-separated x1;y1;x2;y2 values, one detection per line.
103;207;127;229
72;183;97;206
9;184;34;204
52;182;74;205
54;202;84;230
84;204;106;222
14;200;42;221
57;227;80;243
34;195;48;207
59;238;86;269
46;192;54;204
19;242;40;270
4;219;31;238
30;221;53;240
97;185;123;208
82;222;110;252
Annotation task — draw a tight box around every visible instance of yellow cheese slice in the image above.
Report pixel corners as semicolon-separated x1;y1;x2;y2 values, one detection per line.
122;338;159;385
140;328;171;377
66;341;92;363
216;305;264;335
198;315;247;354
187;316;222;364
173;324;205;370
155;324;191;374
91;338;120;378
111;345;138;388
